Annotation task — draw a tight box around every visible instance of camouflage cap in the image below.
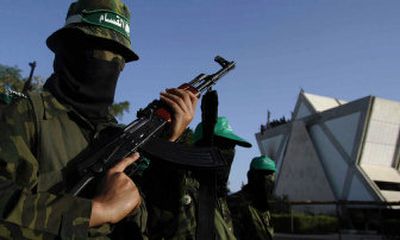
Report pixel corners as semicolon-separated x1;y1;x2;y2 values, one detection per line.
250;155;276;172
47;0;139;62
193;116;252;148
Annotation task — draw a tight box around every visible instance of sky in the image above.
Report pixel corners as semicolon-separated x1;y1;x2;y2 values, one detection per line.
1;0;400;192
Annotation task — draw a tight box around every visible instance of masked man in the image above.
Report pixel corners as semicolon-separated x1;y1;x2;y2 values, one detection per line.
228;156;276;240
142;116;252;240
0;0;197;239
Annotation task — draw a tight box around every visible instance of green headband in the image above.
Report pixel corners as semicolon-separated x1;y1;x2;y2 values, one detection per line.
66;9;130;40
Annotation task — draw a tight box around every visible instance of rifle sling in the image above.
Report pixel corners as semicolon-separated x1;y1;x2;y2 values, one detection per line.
140;137;226;170
197;172;217;239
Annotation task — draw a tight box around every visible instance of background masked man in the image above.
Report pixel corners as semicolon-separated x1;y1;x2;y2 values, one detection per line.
228;155;276;240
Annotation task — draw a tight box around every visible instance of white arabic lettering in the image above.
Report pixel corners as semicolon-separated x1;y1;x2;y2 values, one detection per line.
106;13;122;27
99;13;129;35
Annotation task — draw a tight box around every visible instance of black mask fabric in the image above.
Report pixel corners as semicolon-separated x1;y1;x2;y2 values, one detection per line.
248;170;275;210
216;148;235;196
44;43;122;121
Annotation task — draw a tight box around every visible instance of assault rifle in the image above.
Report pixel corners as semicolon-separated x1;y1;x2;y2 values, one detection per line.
22;61;36;94
66;56;235;196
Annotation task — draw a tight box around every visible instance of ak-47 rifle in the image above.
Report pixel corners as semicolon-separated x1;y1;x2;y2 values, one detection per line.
22;61;36;94
66;56;235;196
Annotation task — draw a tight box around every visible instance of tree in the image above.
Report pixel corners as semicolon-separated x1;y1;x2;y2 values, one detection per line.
110;100;130;120
0;64;44;92
0;64;25;91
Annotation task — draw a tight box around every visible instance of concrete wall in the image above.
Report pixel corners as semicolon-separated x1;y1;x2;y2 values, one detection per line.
324;112;361;159
295;102;313;120
309;124;349;199
360;98;400;167
275;121;336;213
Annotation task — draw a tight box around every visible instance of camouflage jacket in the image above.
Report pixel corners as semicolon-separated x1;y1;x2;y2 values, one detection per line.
142;163;236;240
227;185;274;240
0;91;119;239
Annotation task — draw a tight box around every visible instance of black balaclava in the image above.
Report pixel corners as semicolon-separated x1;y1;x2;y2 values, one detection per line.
44;33;124;123
247;169;275;210
193;136;236;196
214;137;236;196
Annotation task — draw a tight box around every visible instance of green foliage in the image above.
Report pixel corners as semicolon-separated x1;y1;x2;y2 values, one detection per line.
0;64;24;90
0;64;44;92
271;213;338;234
110;100;130;120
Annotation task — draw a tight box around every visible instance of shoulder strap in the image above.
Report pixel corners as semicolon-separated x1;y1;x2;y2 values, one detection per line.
27;92;44;160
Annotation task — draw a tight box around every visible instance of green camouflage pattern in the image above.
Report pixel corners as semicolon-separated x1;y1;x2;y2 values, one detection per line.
143;165;236;240
0;90;120;239
0;86;26;105
215;198;237;240
228;186;274;240
47;0;139;62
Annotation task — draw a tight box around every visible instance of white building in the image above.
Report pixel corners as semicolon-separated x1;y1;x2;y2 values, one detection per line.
255;91;400;213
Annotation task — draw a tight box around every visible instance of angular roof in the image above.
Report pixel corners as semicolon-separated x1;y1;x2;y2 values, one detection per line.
257;91;400;208
303;92;347;112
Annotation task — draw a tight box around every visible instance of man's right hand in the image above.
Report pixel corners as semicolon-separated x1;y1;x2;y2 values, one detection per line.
89;152;141;227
